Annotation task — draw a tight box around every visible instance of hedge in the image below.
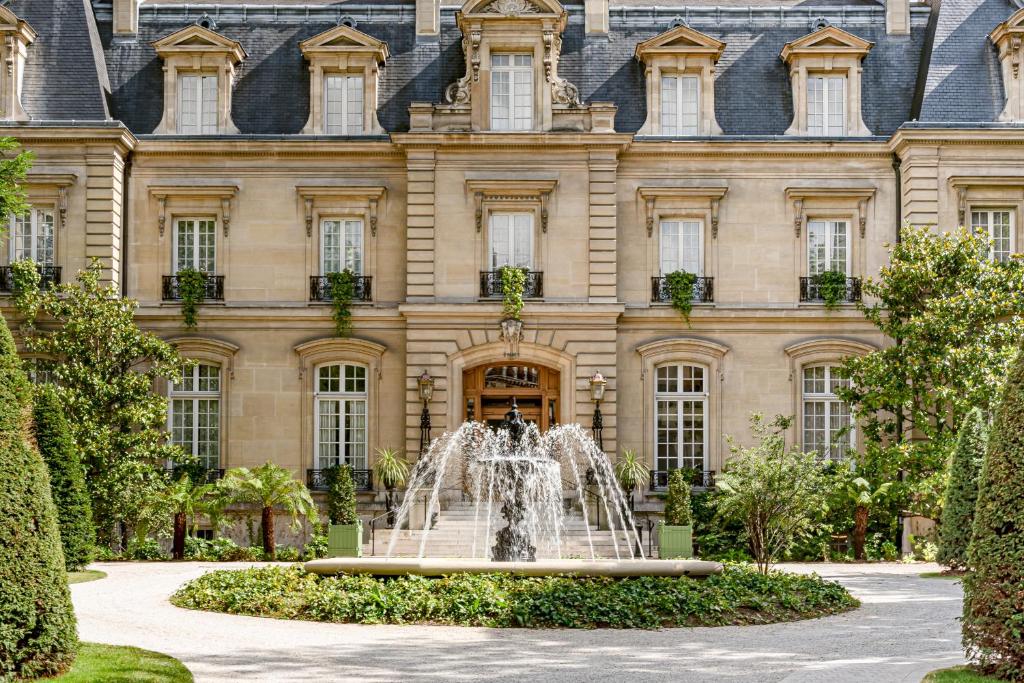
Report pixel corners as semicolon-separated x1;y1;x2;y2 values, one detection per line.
937;409;985;571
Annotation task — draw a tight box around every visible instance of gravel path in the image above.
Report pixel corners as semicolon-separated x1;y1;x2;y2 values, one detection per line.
71;561;965;683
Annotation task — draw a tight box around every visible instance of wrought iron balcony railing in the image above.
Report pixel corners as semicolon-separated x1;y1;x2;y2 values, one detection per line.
651;276;714;304
307;468;373;492
480;270;544;299
162;274;225;301
0;265;61;293
309;275;373;302
649;469;716;491
799;275;862;304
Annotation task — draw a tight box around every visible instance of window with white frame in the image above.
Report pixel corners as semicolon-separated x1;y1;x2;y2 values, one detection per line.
321;219;363;275
315;363;368;471
169;363;221;470
489;213;533;270
490;54;532;131
655;364;708;473
173;218;216;273
802;364;853;459
177;74;218;134
807;75;845;136
23;358;57;386
8;208;55;265
324;75;364;135
660;75;699;135
807;219;849;275
971;209;1015;264
660;220;703;276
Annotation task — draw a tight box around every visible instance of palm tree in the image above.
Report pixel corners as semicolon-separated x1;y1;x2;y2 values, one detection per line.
846;476;892;561
373;447;409;526
222;463;318;559
166;475;214;560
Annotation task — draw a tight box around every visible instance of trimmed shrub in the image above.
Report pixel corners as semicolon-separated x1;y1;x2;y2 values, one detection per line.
33;384;95;571
962;344;1024;679
0;313;77;679
325;465;358;525
937;409;986;571
664;469;692;526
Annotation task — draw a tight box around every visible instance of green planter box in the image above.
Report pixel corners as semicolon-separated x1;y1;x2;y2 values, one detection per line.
659;523;693;559
327;521;363;558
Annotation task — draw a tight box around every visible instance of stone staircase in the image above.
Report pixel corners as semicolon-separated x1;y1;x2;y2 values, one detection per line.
364;500;645;559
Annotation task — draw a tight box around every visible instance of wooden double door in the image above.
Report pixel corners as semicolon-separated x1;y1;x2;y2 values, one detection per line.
463;362;560;432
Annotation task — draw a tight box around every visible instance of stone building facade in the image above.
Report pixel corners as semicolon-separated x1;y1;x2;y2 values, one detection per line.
1;0;1022;516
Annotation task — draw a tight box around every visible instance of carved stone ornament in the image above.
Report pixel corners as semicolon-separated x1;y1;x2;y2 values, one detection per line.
482;0;540;15
444;31;481;105
543;30;582;107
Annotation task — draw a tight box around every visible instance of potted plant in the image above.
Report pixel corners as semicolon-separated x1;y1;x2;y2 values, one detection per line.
324;464;361;557
373;447;409;527
614;448;649;511
660;468;694;558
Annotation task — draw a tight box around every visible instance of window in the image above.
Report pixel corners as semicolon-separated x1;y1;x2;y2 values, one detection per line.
660;75;699;136
660;220;703;276
315;364;368;471
321;219;363;275
807;76;845;136
8;208;54;265
177;75;218;134
489;213;533;270
807;220;849;275
24;358;57;385
655;364;707;473
971;209;1014;264
173;218;216;273
802;364;853;459
324;75;364;135
491;54;532;131
169;363;221;470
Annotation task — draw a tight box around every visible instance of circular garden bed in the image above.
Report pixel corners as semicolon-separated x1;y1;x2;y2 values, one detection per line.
171;564;858;629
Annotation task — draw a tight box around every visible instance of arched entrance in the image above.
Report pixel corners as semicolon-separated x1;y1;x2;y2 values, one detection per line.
463;362;560;431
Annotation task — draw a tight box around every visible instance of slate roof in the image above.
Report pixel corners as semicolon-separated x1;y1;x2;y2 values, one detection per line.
8;0;1017;134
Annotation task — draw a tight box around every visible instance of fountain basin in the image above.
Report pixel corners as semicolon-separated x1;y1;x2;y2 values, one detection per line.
304;557;723;578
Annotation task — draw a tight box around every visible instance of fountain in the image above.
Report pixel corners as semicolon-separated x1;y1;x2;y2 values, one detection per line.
306;400;722;578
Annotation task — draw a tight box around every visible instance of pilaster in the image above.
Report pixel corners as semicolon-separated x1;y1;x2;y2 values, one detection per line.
588;149;618;302
406;148;437;300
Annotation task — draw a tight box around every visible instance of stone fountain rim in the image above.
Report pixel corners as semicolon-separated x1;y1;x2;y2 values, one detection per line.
304;557;723;578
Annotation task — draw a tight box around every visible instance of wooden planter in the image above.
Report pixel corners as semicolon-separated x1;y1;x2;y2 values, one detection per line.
327;521;363;558
659;523;693;559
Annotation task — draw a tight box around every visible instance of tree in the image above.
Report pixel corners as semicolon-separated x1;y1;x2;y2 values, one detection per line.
937;409;986;571
0;313;77;679
165;475;215;560
962;343;1024;679
33;384;95;571
324;464;358;525
0;136;33;221
716;414;828;574
664;468;692;526
222;463;318;559
845;475;892;561
9;260;187;544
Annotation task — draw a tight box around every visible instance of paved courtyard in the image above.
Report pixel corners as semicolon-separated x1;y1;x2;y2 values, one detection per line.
72;561;965;682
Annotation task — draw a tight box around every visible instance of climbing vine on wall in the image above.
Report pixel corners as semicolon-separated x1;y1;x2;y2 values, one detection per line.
327;270;357;337
177;268;207;330
664;270;697;324
499;266;526;320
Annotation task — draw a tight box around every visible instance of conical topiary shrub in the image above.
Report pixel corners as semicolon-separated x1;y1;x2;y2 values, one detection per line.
936;408;986;572
33;383;95;571
962;344;1024;679
0;312;77;679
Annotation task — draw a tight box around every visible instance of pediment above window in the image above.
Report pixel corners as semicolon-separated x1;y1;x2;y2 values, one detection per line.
151;25;247;62
780;26;873;61
991;9;1024;121
462;0;565;19
0;6;36;122
299;25;390;63
634;25;725;61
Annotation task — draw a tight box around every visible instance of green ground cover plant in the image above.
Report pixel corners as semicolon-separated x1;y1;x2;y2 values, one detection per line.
51;643;192;683
923;666;1004;682
67;571;107;585
172;564;857;629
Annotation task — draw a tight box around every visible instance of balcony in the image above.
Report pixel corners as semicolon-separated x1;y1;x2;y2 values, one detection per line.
307;468;373;492
0;265;61;293
309;275;373;302
162;274;225;301
651;276;714;304
480;270;544;299
799;275;862;304
649;469;716;491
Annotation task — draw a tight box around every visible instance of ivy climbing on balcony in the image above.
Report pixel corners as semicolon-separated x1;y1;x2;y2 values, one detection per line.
665;270;697;325
499;265;526;320
327;270;357;337
176;268;207;329
816;270;848;310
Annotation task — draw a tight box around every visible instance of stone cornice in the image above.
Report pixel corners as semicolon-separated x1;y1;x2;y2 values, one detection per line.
132;138;402;158
890;127;1024;153
0;124;136;153
390;132;633;150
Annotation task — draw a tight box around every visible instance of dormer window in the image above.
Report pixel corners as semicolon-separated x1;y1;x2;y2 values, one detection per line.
0;7;36;122
151;25;246;135
300;25;389;136
990;9;1024;122
635;24;725;136
491;54;533;131
781;26;872;137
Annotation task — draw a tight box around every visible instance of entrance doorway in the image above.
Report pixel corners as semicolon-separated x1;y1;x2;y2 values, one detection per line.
463;362;560;432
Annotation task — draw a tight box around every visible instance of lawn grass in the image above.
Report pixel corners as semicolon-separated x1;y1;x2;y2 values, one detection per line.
67;570;107;584
920;571;967;580
50;643;192;682
923;665;1003;682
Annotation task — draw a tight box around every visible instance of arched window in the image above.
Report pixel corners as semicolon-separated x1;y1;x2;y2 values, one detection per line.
315;363;367;471
654;363;708;474
169;362;221;470
801;364;853;459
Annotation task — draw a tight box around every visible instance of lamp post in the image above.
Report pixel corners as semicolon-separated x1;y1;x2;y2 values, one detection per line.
589;370;607;451
418;370;434;453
